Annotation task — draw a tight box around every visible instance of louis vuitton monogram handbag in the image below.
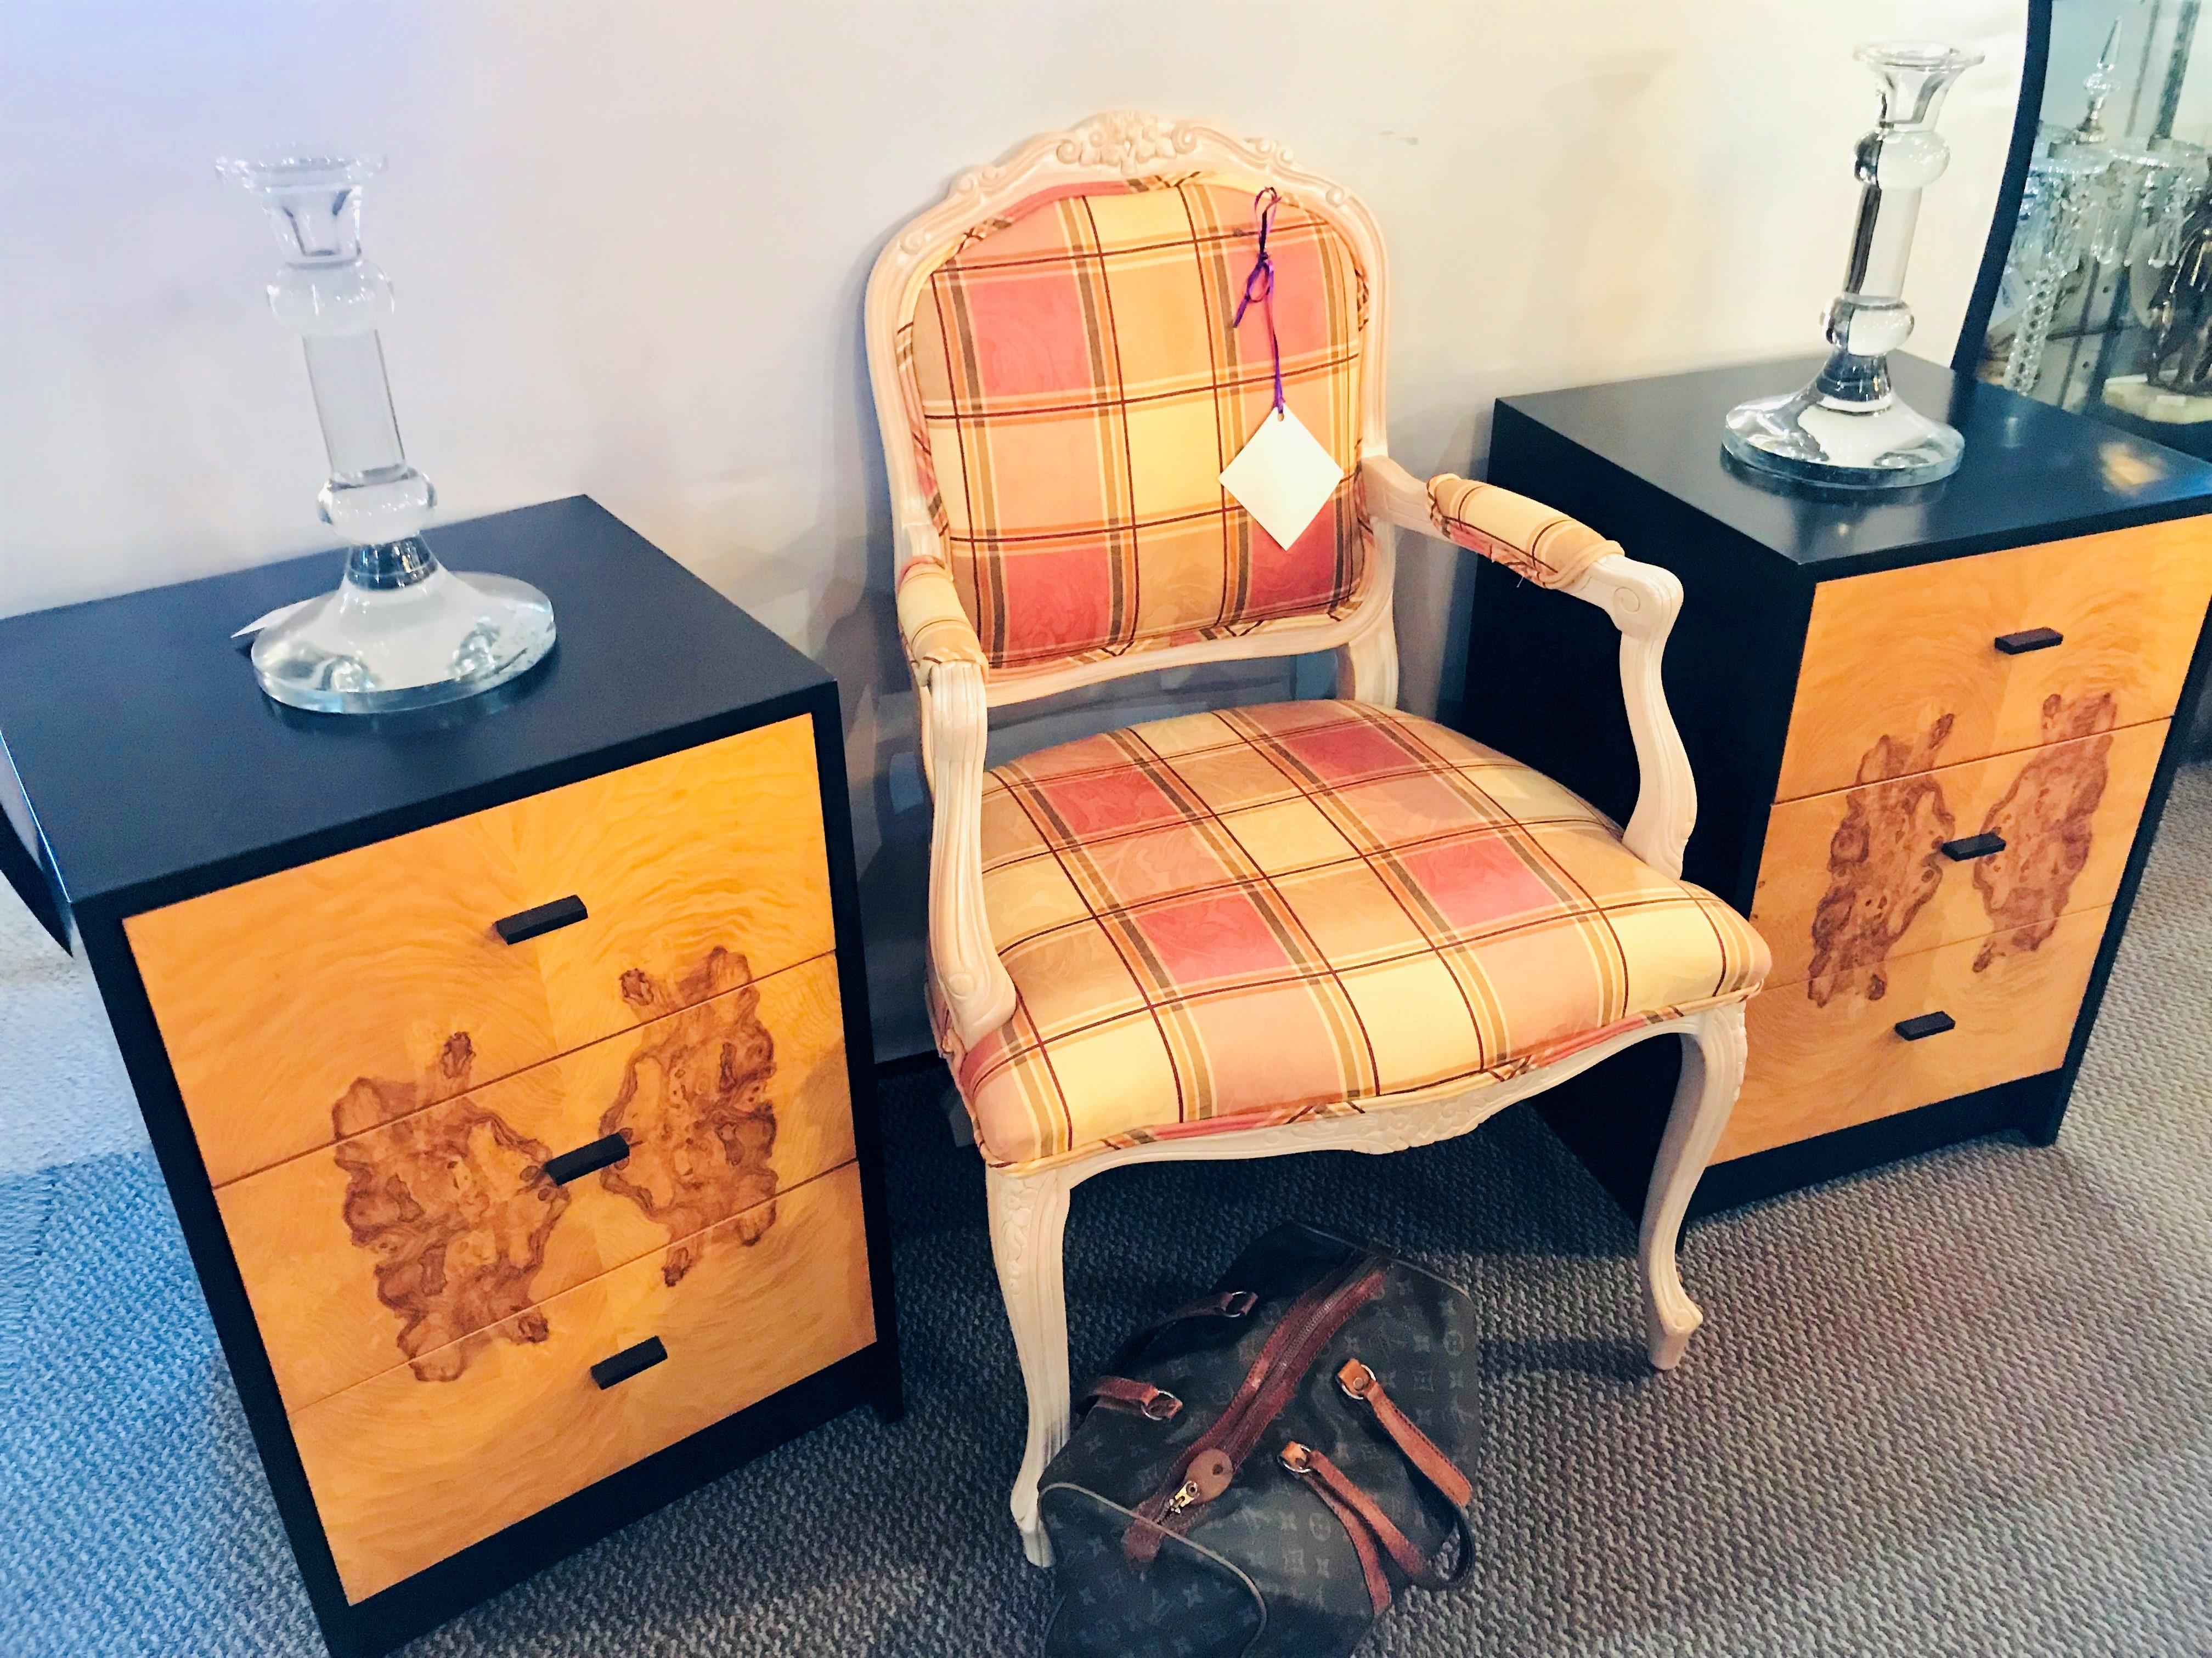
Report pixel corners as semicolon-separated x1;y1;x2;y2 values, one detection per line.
1038;1223;1480;1658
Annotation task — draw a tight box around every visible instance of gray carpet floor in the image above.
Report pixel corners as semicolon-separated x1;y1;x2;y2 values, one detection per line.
2;765;2208;1658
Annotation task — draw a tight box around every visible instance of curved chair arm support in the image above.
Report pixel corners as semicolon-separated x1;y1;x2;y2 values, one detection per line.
1361;455;1696;876
923;658;1019;1046
1560;553;1695;875
893;521;1018;1045
893;518;968;778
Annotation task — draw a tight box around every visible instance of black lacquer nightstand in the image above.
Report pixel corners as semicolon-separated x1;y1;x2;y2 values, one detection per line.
1459;354;2212;1216
0;497;902;1657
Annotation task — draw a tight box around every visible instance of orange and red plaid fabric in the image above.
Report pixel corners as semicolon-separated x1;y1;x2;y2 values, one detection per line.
935;701;1770;1170
1427;474;1615;591
899;174;1372;674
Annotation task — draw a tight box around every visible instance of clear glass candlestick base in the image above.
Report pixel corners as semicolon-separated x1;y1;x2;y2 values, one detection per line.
1722;373;1965;486
250;537;556;714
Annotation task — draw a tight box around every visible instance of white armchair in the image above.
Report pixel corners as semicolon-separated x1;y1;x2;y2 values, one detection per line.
866;112;1768;1564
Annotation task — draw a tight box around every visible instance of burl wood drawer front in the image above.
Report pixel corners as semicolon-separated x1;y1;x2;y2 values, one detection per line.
1718;906;2107;1162
1775;519;2212;802
294;1158;873;1604
1751;720;2163;987
217;952;852;1413
126;715;836;1187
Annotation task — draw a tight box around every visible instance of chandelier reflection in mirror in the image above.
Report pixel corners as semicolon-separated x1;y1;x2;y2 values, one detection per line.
1999;22;2211;400
2139;178;2212;401
1723;41;1983;489
219;153;556;715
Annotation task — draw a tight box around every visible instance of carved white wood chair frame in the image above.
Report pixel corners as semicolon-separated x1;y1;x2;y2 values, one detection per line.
865;112;1749;1566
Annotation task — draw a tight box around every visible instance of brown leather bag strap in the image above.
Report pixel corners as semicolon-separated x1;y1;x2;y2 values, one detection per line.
1082;1289;1257;1435
1077;1376;1182;1421
1336;1359;1475;1510
1285;1442;1466;1589
1098;1289;1260;1374
1168;1289;1261;1323
1280;1444;1391;1614
1079;1294;1259;1427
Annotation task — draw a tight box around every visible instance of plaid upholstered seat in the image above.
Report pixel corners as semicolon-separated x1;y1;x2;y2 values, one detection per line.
939;701;1770;1169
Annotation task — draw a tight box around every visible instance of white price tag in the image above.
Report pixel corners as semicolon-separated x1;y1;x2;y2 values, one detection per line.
232;597;317;640
1219;406;1343;548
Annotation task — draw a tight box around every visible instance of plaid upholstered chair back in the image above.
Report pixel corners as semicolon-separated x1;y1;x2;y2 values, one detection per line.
893;171;1376;677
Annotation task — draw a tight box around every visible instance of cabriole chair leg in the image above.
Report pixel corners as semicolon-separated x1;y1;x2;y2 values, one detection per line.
1639;1000;1750;1369
985;1162;1077;1566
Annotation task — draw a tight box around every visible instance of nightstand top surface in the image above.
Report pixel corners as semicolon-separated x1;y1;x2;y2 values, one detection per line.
1498;353;2212;570
0;497;829;914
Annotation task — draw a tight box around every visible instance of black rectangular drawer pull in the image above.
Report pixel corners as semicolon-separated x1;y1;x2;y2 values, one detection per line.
1894;1011;1957;1042
1994;627;2063;655
590;1336;667;1391
1940;832;2007;862
493;893;588;945
540;1132;630;1186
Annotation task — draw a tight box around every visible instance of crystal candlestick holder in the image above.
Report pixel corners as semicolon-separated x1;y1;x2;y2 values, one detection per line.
1724;42;1983;489
219;153;555;714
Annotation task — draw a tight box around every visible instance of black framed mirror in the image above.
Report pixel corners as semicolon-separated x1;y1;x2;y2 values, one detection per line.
1957;0;2212;750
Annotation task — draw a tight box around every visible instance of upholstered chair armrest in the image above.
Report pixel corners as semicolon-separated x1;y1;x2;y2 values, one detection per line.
897;547;989;676
1359;455;1695;876
1361;454;1614;589
895;529;1018;1048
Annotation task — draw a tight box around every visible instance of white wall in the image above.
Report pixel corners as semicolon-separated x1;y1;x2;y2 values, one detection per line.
0;0;2027;1058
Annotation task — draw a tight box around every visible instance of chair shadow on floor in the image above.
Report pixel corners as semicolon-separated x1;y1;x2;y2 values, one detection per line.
1480;1336;1653;1383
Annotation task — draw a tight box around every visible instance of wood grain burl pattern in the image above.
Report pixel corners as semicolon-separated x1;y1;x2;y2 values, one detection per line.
1717;907;2107;1162
1798;716;1957;1005
332;1096;568;1384
1776;519;2212;801
1969;700;2119;967
1753;716;2163;989
292;1160;874;1604
125;715;836;1187
217;952;853;1412
600;947;780;1287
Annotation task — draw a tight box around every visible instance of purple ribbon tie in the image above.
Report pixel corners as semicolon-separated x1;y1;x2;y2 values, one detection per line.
1232;187;1287;416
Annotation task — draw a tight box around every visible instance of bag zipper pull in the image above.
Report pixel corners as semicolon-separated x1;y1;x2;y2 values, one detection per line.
1164;1447;1235;1517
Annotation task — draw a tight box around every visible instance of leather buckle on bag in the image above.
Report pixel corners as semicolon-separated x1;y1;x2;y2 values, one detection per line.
1142;1390;1183;1422
1278;1441;1314;1475
1221;1291;1259;1317
1336;1359;1378;1402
